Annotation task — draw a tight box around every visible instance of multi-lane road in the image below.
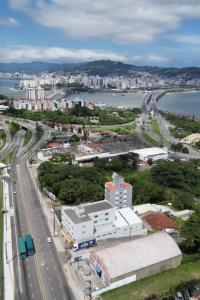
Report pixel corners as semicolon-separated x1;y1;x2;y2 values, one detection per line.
1;120;75;300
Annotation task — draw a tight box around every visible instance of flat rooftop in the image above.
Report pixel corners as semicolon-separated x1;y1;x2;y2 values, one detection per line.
63;200;113;224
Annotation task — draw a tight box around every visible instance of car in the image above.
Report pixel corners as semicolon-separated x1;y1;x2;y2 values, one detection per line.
47;237;52;243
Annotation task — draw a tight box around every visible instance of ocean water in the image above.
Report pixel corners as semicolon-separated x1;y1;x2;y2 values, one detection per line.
0;80;25;98
158;91;200;116
1;80;200;116
68;91;144;108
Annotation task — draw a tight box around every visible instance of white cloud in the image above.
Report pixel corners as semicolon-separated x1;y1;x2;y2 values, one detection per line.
8;0;200;44
171;35;200;45
0;45;126;62
0;17;19;26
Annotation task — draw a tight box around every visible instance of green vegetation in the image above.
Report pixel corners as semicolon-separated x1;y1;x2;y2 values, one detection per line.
2;150;14;164
7;121;20;138
0;130;6;150
3;106;140;126
141;127;160;147
171;142;189;154
103;263;200;300
38;153;138;205
151;119;162;137
163;112;200;136
38;157;200;210
0;181;3;299
23;130;32;146
50;153;75;164
35;124;44;142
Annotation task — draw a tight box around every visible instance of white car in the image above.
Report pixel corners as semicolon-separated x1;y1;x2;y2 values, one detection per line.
47;237;52;243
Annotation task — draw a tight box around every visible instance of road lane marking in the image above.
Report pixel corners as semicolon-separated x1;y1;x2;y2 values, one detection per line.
16;165;47;300
11;182;23;294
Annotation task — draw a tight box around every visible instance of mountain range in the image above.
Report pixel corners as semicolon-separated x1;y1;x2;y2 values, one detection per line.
1;60;200;79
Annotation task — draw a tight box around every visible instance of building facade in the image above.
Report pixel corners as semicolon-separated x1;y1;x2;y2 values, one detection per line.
61;200;115;243
89;233;182;288
105;173;132;209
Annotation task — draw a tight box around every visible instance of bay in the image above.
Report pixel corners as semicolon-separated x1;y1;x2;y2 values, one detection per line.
0;79;25;97
158;91;200;116
67;91;144;108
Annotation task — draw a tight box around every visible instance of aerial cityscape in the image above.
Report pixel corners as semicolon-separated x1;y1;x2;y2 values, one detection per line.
0;1;200;300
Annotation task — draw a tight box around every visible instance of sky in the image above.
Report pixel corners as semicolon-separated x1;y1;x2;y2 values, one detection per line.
1;0;200;66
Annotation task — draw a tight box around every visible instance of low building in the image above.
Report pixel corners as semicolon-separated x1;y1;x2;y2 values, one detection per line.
61;200;115;243
141;212;178;233
115;207;147;238
105;173;132;209
131;147;168;161
61;202;146;244
89;233;182;289
181;133;200;145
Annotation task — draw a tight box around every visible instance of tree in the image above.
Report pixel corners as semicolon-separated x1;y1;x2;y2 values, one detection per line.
50;153;75;164
147;158;153;166
181;212;200;253
172;190;193;210
134;180;166;204
69;134;80;143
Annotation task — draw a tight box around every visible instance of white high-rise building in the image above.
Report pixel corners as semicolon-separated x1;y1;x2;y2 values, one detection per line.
26;87;45;100
105;173;133;209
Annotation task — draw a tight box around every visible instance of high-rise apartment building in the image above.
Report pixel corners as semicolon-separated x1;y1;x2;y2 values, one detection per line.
105;173;132;209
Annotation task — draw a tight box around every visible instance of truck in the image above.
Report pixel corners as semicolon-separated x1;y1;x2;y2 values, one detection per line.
73;239;96;251
25;234;35;256
18;237;27;260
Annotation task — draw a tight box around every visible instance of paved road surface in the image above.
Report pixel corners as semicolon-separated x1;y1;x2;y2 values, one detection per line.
1;119;75;300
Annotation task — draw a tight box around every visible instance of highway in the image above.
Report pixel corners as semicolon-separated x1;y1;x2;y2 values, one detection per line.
137;90;200;159
1;119;75;300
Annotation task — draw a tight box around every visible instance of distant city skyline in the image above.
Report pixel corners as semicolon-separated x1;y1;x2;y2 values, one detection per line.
1;1;200;66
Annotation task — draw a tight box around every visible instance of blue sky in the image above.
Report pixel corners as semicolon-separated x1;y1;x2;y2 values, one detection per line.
1;0;200;66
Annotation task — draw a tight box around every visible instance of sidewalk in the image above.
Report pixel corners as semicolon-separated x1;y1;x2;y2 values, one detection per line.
2;169;14;300
28;163;85;300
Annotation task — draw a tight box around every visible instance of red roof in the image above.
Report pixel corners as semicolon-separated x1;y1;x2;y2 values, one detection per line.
124;182;131;188
142;212;178;231
105;182;116;190
47;143;62;148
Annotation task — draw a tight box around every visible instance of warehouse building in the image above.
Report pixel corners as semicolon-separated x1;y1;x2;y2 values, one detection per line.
131;147;168;161
89;233;182;289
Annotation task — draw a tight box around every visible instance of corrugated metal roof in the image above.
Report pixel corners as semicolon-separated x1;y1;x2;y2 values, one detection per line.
131;147;168;157
91;233;181;279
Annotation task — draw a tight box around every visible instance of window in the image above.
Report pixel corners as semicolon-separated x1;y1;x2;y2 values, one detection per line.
82;231;85;234
115;191;119;195
105;213;109;216
94;215;98;218
94;220;98;224
105;218;109;221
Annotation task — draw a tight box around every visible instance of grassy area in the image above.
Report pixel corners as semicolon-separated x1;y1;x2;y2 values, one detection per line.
151;119;162;137
141;127;160;147
23;130;32;146
1;150;14;164
103;262;200;300
0;181;3;299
